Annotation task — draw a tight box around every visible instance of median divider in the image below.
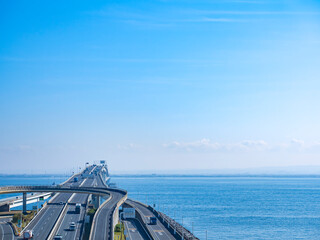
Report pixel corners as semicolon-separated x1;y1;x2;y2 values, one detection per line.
111;194;127;240
47;201;69;240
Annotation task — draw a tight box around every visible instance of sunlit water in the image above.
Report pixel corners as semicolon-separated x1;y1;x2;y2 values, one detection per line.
112;176;320;240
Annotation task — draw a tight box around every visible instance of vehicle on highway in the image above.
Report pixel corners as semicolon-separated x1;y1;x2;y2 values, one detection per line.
75;203;81;213
69;222;76;231
59;201;64;205
23;230;33;239
73;177;78;182
54;234;63;239
150;217;157;225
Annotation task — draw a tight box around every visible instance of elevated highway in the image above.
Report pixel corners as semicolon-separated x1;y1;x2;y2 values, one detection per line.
126;199;176;240
0;185;110;197
123;218;151;240
89;172;127;240
15;171;98;239
0;163;196;240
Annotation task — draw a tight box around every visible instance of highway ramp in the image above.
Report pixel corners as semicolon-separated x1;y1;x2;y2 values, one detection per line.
0;217;14;240
90;171;127;240
90;191;124;240
126;199;176;240
123;218;151;240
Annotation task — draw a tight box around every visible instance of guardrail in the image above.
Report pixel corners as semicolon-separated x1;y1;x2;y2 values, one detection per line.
47;202;69;240
124;200;154;240
148;206;199;240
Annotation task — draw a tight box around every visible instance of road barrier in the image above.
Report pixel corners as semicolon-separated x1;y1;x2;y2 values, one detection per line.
148;206;200;240
124;200;154;240
111;194;127;240
47;202;69;240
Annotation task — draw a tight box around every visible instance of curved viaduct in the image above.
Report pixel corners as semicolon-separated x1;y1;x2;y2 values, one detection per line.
0;186;111;196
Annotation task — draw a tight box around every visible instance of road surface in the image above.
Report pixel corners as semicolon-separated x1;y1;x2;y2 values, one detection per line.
16;169;92;240
54;178;95;240
0;217;14;240
126;199;176;240
123;218;151;240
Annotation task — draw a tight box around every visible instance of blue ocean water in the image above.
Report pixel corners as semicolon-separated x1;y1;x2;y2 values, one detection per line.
112;176;320;240
1;175;320;239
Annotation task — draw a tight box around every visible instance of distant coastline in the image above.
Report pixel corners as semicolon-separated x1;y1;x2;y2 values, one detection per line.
2;173;320;178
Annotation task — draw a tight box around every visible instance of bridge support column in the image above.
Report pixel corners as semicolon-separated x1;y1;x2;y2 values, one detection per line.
92;195;100;208
23;192;27;214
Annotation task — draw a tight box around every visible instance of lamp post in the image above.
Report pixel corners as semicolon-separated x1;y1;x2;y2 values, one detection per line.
192;222;194;234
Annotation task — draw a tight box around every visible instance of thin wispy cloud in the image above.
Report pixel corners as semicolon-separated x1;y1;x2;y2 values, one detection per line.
185;9;320;16
163;139;320;153
85;8;249;27
228;0;267;3
163;139;268;152
86;6;320;29
178;17;244;23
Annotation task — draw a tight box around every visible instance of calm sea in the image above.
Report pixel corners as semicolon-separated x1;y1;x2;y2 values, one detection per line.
112;176;320;240
1;175;320;239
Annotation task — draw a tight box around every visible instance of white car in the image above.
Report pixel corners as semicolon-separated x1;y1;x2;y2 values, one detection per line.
69;222;76;231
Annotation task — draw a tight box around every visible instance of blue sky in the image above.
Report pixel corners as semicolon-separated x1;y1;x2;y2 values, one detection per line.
1;0;320;174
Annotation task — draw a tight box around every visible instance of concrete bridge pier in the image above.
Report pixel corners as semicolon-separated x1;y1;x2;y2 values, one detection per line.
92;195;100;209
23;192;27;214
